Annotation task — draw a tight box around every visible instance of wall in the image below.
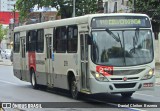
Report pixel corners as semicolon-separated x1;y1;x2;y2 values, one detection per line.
0;39;7;49
24;11;58;25
0;12;19;25
103;0;133;13
0;0;17;11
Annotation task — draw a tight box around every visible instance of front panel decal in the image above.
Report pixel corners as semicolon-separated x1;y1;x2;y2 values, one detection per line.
96;66;113;76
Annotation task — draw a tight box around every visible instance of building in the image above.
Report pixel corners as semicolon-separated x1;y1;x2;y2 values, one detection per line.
103;0;133;13
0;12;19;25
0;0;18;49
0;12;19;49
22;11;58;25
32;5;56;12
0;0;17;11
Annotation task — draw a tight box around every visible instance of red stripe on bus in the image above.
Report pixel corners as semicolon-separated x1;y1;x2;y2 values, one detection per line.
28;52;36;71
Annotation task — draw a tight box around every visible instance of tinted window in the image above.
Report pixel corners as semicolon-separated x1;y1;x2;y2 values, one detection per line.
36;29;44;53
26;30;36;52
14;32;20;53
91;30;153;66
67;25;78;53
56;27;67;53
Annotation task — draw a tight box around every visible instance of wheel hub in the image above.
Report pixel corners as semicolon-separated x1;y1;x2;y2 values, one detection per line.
32;73;35;86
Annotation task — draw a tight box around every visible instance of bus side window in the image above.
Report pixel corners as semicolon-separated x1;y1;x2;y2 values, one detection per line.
26;31;29;52
53;28;56;51
27;30;36;52
67;25;78;53
36;29;44;53
56;26;67;53
14;32;20;53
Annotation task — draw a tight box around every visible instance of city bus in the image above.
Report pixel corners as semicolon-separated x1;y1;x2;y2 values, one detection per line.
13;13;155;99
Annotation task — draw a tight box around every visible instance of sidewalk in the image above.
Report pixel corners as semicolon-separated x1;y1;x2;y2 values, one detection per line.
0;59;12;66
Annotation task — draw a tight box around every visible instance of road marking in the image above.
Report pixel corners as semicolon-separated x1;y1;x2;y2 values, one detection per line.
0;79;19;85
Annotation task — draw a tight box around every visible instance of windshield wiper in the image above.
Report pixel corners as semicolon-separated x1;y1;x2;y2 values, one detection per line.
106;28;120;42
117;33;123;49
132;28;139;53
135;28;139;43
106;28;126;65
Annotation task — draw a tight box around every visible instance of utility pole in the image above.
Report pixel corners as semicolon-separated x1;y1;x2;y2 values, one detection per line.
133;0;136;13
72;0;75;17
39;12;42;22
13;4;16;27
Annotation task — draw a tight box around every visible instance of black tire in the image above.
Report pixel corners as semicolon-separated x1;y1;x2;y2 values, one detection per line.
70;77;79;99
121;92;134;98
30;69;38;89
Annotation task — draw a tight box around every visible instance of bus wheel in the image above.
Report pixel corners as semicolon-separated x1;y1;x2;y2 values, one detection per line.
31;70;38;89
121;92;134;98
70;77;79;99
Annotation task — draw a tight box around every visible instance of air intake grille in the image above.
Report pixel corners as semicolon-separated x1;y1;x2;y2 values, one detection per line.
114;83;136;88
113;69;145;75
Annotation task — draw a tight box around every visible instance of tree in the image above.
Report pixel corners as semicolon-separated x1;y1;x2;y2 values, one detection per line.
0;24;8;43
75;0;98;16
16;0;98;20
129;0;160;22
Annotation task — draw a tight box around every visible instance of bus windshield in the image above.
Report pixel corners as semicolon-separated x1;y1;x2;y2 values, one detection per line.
91;29;153;66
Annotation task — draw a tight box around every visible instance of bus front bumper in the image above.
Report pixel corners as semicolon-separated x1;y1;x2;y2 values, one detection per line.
89;76;155;94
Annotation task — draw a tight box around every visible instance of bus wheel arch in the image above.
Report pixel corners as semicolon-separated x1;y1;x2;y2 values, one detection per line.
67;71;79;99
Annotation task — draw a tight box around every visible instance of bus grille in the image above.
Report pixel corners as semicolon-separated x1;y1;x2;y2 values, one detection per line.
113;69;145;75
114;83;136;88
110;77;139;81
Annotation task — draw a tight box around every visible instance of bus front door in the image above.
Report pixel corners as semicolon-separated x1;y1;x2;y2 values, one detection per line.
45;34;53;87
80;33;89;90
20;37;26;80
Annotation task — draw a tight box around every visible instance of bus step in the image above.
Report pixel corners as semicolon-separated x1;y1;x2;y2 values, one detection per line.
80;89;91;94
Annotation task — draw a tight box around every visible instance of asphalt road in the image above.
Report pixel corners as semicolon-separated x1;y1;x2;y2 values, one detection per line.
0;65;160;111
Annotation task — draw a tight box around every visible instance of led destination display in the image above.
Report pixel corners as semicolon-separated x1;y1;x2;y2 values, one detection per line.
91;16;151;28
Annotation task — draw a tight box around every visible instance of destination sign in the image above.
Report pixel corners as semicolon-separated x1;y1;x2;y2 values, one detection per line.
91;16;151;28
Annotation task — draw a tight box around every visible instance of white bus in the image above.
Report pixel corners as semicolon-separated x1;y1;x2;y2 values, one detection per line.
13;13;155;99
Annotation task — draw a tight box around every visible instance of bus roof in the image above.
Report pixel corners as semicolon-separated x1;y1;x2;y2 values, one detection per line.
14;13;150;32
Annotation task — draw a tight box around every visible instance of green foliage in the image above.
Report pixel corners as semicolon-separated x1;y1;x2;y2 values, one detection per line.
75;0;98;16
0;24;8;42
129;0;160;21
16;0;98;20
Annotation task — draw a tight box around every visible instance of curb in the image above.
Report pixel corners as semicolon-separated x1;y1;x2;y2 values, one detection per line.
0;64;12;66
0;61;12;66
0;59;12;66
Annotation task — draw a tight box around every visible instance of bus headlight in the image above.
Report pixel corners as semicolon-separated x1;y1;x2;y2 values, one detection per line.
141;69;154;80
91;71;109;82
